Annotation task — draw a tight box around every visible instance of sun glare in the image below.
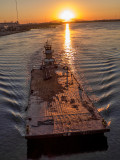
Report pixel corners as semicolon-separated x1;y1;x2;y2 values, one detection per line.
59;10;75;22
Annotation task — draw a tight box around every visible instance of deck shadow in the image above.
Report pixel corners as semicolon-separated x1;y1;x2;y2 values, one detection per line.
27;134;108;159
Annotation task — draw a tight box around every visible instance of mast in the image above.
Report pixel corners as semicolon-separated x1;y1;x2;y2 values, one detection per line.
15;0;19;23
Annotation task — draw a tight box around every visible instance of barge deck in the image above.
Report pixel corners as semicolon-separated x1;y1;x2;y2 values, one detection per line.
26;41;110;139
26;65;110;139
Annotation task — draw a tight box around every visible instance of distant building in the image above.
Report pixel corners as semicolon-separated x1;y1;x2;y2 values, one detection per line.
0;21;19;32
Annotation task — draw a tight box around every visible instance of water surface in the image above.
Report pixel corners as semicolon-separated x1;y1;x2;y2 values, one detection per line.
0;21;120;160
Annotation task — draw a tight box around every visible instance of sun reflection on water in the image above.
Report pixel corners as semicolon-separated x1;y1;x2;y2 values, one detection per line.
64;24;75;70
65;23;71;54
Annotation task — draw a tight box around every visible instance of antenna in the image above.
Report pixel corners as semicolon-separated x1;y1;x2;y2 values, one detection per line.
15;0;19;23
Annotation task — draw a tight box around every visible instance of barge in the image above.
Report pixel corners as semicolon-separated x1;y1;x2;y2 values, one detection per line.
25;41;110;139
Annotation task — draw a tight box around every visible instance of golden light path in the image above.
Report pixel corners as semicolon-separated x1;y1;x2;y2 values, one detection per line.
64;23;75;71
65;23;71;54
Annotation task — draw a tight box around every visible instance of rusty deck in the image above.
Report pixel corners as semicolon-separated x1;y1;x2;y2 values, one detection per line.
26;65;110;139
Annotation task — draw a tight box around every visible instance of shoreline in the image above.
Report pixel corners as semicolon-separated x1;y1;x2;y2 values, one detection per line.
1;20;120;37
0;30;29;37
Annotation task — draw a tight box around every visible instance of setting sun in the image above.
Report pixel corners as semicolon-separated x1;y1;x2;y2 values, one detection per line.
59;10;75;22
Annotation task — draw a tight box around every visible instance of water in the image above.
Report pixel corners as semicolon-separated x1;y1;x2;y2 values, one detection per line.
0;21;120;160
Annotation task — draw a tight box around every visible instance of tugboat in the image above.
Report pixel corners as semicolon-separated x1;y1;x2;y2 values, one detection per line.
42;41;55;67
25;41;110;139
40;41;57;80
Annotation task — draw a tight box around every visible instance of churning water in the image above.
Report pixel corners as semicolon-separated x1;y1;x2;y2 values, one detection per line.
0;22;120;160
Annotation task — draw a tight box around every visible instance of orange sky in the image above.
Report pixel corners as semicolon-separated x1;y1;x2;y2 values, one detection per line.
0;0;120;23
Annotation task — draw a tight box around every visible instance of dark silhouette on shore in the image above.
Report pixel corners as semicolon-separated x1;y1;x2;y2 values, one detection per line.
0;19;120;37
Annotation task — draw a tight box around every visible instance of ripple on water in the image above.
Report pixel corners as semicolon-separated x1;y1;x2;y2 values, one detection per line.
5;108;25;136
0;22;120;159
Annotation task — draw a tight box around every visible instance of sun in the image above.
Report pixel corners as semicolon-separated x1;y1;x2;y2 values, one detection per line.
59;10;75;22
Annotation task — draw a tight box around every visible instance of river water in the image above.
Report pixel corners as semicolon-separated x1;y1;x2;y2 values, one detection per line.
0;22;120;160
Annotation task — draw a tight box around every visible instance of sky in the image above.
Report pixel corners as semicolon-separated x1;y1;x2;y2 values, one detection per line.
0;0;120;23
